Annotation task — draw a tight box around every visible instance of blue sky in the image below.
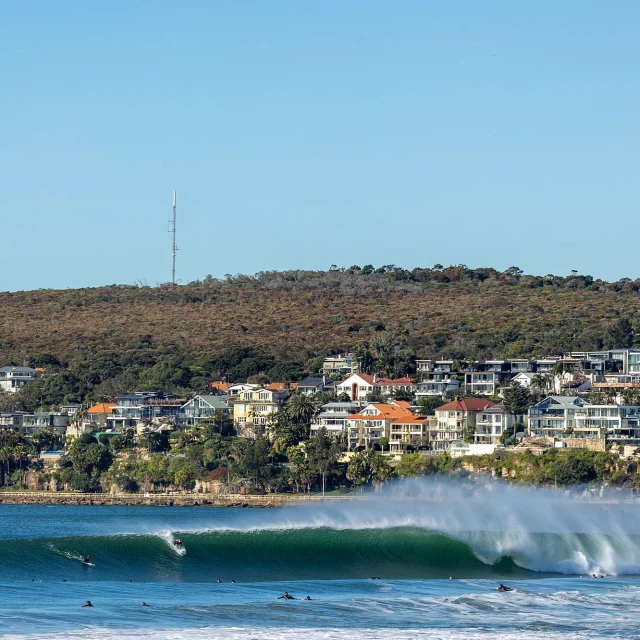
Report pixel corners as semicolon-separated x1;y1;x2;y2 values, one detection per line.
1;1;638;291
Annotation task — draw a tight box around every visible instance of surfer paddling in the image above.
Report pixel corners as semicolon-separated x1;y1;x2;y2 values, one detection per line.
278;592;296;600
497;584;513;592
82;556;91;565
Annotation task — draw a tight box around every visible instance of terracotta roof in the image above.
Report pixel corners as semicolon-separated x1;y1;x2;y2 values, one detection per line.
349;403;416;422
87;402;116;414
391;414;428;424
211;382;230;391
342;374;415;385
378;377;416;385
436;398;496;412
265;382;296;391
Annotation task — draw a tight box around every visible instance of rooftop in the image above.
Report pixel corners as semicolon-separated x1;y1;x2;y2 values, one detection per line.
436;398;496;412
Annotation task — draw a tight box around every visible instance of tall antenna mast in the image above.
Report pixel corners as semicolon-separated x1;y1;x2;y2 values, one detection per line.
170;190;177;285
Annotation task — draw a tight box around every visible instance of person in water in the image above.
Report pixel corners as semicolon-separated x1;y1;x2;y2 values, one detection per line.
278;592;295;600
141;602;150;607
82;556;91;565
497;584;513;592
304;596;312;601
82;601;94;607
173;539;183;548
216;578;222;583
126;579;132;583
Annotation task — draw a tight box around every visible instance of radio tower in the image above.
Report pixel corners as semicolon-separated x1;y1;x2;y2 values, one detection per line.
170;190;177;285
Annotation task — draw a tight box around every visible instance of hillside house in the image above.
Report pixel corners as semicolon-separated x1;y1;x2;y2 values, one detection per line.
180;395;232;426
347;401;423;451
528;395;589;438
322;353;359;377
0;366;37;393
233;388;288;437
431;398;495;451
310;401;362;438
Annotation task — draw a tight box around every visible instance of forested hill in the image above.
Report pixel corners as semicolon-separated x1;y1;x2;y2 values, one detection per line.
1;265;640;395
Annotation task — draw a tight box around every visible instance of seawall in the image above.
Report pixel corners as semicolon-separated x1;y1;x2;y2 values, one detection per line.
0;492;354;507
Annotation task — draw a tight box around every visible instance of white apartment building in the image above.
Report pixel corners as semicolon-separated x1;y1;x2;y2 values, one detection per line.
574;405;640;444
528;396;589;438
474;404;523;445
310;402;362;438
0;366;37;393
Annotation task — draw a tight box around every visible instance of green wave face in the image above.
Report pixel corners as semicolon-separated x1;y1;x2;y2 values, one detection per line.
1;528;542;583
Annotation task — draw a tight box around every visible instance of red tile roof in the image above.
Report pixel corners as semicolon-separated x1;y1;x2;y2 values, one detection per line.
436;398;495;412
265;382;296;391
211;382;230;391
344;374;415;385
350;403;416;421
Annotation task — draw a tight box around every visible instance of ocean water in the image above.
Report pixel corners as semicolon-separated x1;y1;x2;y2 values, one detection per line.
1;479;640;639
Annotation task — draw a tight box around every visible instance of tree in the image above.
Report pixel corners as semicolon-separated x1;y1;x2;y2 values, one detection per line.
200;409;235;438
502;382;533;441
232;437;273;492
286;445;314;493
269;410;307;453
346;450;393;489
396;453;427;477
64;439;112;476
530;374;549;397
606;318;633;349
169;457;199;490
393;389;415;402
305;427;342;496
417;396;443;416
32;428;62;453
286;393;317;427
502;382;532;416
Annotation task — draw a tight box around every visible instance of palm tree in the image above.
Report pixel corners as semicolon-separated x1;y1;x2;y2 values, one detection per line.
531;374;547;397
0;447;12;486
286;394;317;426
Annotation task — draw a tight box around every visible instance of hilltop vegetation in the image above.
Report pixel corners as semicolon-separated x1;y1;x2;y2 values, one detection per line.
1;264;640;407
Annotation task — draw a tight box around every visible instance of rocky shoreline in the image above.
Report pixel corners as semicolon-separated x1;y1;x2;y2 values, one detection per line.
0;492;296;507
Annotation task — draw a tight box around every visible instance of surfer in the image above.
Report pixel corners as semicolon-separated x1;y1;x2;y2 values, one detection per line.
304;596;312;601
370;577;381;580
141;602;150;607
126;579;132;583
497;584;513;592
82;600;94;607
278;592;295;600
173;539;183;549
217;578;222;583
231;580;236;584
82;555;91;565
